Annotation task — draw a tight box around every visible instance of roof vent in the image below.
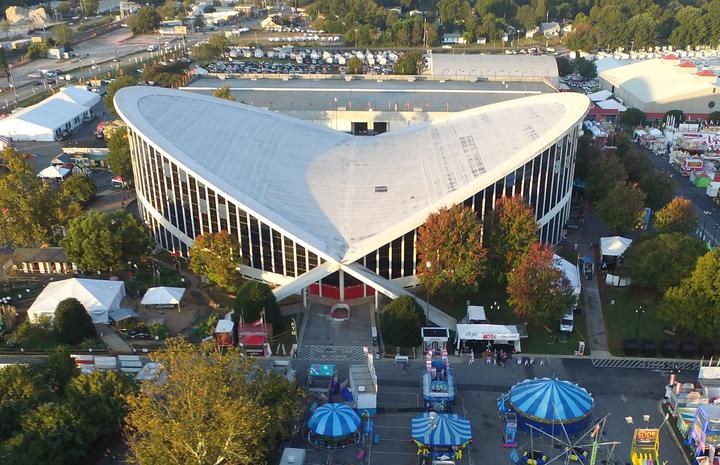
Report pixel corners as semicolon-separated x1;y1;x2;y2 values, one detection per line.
374;186;387;193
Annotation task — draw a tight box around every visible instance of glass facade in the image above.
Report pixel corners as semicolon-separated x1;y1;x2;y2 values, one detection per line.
128;122;579;286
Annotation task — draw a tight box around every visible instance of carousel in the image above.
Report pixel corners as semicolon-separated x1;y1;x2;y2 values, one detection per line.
411;412;473;460
307;403;361;449
498;378;594;435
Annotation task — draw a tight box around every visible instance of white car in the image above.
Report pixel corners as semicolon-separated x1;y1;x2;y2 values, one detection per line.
560;310;575;333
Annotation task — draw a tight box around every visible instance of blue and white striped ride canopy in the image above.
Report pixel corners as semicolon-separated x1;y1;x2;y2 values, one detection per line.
411;413;472;447
308;403;361;437
509;378;593;423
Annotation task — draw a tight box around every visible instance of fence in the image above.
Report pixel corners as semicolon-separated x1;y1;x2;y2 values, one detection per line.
591;357;700;370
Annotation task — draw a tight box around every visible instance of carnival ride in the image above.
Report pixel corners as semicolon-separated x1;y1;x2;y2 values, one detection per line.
422;349;456;411
307;403;361;449
412;411;473;460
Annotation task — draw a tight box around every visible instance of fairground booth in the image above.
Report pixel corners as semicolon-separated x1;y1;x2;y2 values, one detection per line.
307;403;361;449
214;319;233;348
498;378;594;434
411;412;472;460
421;327;450;352
455;323;522;353
689;404;720;463
306;363;339;398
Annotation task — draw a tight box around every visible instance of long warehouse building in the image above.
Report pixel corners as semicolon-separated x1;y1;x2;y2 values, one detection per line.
115;87;589;325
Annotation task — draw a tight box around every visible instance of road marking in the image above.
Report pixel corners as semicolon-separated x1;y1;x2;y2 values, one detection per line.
374;425;411;429
370;451;417;455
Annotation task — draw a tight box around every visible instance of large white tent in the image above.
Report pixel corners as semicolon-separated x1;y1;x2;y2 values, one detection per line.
36;165;70;179
600;236;633;257
553;254;581;298
140;286;185;306
0;86;100;141
28;278;125;324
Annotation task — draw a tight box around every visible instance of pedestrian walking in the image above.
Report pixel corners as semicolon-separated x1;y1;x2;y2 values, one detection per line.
401;361;407;375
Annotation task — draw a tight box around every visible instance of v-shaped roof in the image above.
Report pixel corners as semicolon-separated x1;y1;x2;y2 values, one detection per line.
116;87;589;262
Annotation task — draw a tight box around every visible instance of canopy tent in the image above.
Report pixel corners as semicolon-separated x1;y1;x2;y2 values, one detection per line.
596;99;627;112
588;89;613;102
37;165;70;179
28;278;125;324
507;378;594;433
308;403;361;438
411;413;472;447
455;323;521;352
108;307;138;322
553;254;581;297
140;286;185;306
466;305;487;322
600;236;633;257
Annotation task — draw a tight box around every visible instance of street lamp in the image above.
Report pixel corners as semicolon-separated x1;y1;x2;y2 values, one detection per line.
634;305;645;341
425;260;432;322
333;97;338;130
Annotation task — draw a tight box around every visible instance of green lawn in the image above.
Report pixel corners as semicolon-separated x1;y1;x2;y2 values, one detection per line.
430;277;588;356
599;283;669;355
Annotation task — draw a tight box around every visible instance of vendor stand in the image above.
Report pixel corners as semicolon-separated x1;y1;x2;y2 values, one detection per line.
214;319;233;348
307;363;338;399
690;405;720;462
307;403;361;449
421;327;450;352
411;412;472;460
455;323;522;353
348;352;378;416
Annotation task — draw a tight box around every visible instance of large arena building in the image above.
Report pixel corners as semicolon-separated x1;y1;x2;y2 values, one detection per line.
115;86;589;326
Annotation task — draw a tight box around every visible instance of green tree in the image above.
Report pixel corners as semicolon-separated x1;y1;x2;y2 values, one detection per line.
487;195;538;282
627;13;658;49
621;150;653;183
659;249;720;337
212;86;236;101
129;6;161;34
347;56;363;74
573;57;597;80
0;48;7;73
709;111;720;123
160;0;176;19
191;33;228;63
380;295;425;348
618;108;646;127
66;370;136;437
62;174;96;204
626;233;706;291
232;281;283;331
107;127;132;179
393;51;422;75
595;182;646;233
55;298;96;344
639;171;674;211
439;0;471;25
0;364;44;441
189;231;243;292
104;75;137;116
61;210;150;272
24;43;47;61
654;196;697;234
586;153;628;202
556;56;574;76
0;148;59;246
39;346;79;396
574;133;598;181
125;339;303;465
52;23;72;48
416;204;487;296
80;0;99;16
507;243;575;326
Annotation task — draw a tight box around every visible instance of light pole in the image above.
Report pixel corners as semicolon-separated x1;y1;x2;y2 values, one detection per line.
634;305;644;341
425;260;432;322
333;97;338;130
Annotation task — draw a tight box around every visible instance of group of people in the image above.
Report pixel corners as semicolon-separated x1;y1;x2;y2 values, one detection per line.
483;348;510;367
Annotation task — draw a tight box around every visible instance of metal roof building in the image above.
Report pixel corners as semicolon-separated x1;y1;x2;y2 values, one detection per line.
429;54;559;82
599;57;720;117
0;86;100;141
115;87;589;327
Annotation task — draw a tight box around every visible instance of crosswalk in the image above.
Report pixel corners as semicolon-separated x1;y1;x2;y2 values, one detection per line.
295;345;370;362
591;357;700;370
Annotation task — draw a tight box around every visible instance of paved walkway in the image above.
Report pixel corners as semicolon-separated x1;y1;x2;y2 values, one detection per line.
577;243;610;356
95;323;134;354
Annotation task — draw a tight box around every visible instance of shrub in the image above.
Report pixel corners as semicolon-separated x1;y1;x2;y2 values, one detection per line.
380;296;425;348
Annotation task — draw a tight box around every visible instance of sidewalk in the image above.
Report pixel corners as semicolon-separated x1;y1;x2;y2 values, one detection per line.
577;242;610;357
95;323;134;354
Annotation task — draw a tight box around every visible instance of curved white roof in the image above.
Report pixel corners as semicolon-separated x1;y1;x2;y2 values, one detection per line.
116;87;589;262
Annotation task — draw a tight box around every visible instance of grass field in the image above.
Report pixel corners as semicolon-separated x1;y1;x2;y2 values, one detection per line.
430;277;589;355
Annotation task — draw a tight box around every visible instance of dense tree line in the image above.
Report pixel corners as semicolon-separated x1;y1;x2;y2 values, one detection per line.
299;0;720;50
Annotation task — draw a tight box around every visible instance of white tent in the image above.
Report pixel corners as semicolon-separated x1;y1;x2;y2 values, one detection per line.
37;165;70;179
588;89;613;102
455;323;521;352
553;254;581;297
28;278;126;324
600;236;633;257
466;305;487;322
0;86;100;141
140;286;185;306
596;99;628;112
